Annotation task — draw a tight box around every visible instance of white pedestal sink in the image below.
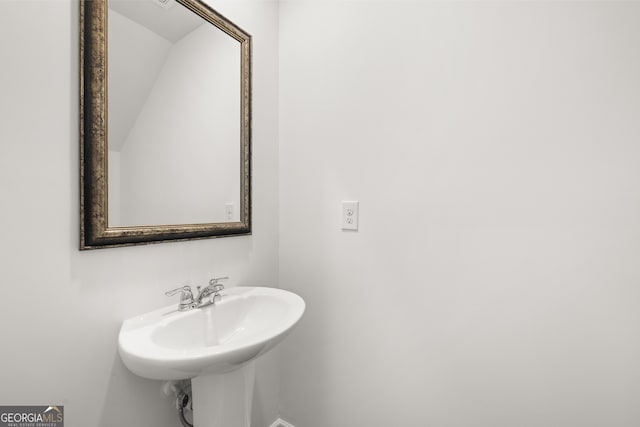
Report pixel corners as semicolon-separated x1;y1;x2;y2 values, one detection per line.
118;286;305;427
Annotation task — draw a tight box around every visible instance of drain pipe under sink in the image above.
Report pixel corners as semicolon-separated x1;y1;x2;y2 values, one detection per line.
163;380;193;427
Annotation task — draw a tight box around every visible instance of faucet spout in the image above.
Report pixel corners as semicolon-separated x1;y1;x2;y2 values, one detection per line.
194;277;228;307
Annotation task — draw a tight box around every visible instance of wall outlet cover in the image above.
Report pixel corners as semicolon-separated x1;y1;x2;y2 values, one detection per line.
341;200;359;231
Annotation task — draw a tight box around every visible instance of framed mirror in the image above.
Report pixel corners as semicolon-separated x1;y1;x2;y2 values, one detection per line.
80;0;251;249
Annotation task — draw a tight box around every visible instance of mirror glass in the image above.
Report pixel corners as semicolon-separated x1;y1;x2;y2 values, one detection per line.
108;0;241;226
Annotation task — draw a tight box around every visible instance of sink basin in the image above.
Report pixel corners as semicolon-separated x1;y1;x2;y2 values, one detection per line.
119;286;305;380
119;286;305;427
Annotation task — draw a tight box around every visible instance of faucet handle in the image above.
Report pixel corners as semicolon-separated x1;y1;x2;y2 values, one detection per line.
165;286;195;310
165;285;193;298
209;277;228;291
209;277;229;285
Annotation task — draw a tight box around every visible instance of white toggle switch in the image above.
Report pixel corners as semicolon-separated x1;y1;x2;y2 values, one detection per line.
341;201;359;231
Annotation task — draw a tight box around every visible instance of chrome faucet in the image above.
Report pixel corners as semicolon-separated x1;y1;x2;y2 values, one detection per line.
165;286;195;311
165;277;228;311
195;277;228;307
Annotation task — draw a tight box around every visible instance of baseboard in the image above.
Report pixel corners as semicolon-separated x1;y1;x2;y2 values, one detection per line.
269;418;295;427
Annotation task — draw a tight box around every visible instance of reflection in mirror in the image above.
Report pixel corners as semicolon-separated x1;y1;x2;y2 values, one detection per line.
108;0;241;226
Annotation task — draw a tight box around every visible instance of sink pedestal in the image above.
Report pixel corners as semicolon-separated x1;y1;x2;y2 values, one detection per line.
192;361;256;427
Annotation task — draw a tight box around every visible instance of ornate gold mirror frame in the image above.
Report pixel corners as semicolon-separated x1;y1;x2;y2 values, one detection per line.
80;0;251;250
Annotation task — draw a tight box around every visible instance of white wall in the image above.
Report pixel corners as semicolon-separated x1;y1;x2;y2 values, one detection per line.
278;1;640;426
0;1;279;426
108;7;171;152
118;18;241;226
